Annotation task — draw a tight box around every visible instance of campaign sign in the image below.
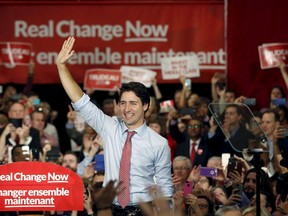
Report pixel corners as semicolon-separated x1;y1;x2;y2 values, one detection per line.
161;55;200;80
258;43;288;69
84;68;121;91
120;66;156;88
159;100;175;113
0;42;32;66
0;162;83;211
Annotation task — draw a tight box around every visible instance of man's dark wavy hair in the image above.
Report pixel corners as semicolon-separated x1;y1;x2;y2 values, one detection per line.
119;82;150;112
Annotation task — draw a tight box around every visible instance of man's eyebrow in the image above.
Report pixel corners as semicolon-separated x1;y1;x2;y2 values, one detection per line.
120;100;138;103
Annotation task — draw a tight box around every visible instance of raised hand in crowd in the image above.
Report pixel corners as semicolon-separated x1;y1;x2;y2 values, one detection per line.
82;162;95;183
211;72;226;103
67;104;77;123
0;123;14;160
83;187;94;216
113;99;121;117
279;59;288;91
16;124;30;144
272;125;288;174
233;154;251;174
90;180;123;216
173;190;185;213
227;170;242;188
224;188;242;206
185;193;205;216
41;143;52;162
140;194;179;216
234;95;246;104
187;165;201;182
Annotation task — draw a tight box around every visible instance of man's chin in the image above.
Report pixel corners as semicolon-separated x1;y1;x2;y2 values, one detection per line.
244;190;255;199
64;166;77;173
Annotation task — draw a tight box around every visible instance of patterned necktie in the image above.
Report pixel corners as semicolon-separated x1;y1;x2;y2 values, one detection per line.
118;131;136;208
190;142;196;165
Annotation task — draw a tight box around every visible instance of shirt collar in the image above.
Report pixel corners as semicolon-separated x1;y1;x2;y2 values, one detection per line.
120;119;147;137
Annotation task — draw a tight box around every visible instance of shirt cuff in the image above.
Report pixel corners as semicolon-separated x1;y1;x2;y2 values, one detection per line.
72;93;90;110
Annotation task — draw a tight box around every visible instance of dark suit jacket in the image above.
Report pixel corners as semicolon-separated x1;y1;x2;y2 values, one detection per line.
175;134;211;167
207;126;254;157
6;127;42;151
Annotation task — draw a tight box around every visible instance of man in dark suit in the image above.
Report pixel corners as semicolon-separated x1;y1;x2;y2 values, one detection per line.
5;102;42;153
175;117;211;167
208;104;254;157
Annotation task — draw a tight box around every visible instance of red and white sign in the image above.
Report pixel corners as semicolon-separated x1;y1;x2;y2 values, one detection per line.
0;42;32;66
0;3;224;84
159;100;175;113
84;68;121;91
161;55;200;80
120;66;156;87
0;162;83;211
258;43;288;69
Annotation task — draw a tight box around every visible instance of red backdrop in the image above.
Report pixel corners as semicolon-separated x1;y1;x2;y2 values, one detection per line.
226;0;288;109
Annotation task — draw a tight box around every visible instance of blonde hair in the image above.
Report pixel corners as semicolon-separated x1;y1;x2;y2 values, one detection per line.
242;206;271;216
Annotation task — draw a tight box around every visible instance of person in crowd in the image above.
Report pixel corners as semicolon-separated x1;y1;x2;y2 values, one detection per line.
6;102;41;149
274;194;288;216
37;101;59;141
249;191;275;214
81;180;123;216
172;156;192;191
243;168;273;200
211;72;226;103
272;124;288;175
215;205;242;216
65;104;85;152
101;98;116;117
208;103;254;157
61;150;78;173
185;189;215;216
276;105;288;128
30;110;59;149
56;37;173;215
194;176;215;192
260;109;281;176
178;75;199;110
194;97;211;130
0;102;42;162
261;109;280;159
172;116;211;167
211;186;229;210
0;113;9;135
242;206;271;216
0;85;18;114
206;156;222;169
268;85;286;110
11;144;31;162
76;127;102;177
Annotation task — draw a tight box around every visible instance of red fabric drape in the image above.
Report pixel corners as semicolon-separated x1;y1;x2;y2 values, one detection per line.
226;0;288;110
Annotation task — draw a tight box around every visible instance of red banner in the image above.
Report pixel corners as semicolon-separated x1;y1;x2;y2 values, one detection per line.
226;0;288;109
0;162;83;211
0;2;224;84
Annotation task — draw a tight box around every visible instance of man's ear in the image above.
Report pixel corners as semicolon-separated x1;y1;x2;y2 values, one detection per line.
143;103;149;112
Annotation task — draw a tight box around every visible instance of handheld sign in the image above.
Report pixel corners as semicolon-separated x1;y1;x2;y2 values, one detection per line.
161;55;200;80
0;162;84;211
258;43;288;69
120;66;156;88
0;42;32;66
84;68;121;91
